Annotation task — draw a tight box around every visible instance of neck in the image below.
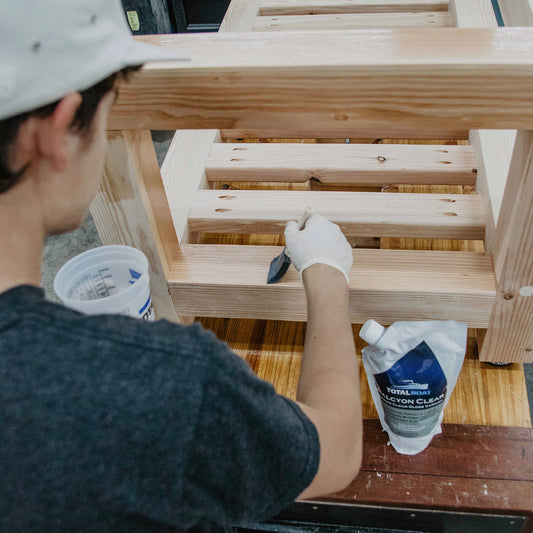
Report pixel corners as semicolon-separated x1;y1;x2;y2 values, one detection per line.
0;180;46;294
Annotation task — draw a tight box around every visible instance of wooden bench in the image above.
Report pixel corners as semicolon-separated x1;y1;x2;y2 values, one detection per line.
91;0;533;529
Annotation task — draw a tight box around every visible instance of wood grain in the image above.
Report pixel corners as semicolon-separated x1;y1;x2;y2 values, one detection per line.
253;12;453;31
169;245;496;326
206;143;477;185
90;132;179;322
481;131;533;363
449;0;497;27
160;130;220;244
498;0;533;27
189;189;485;239
323;421;533;514
220;127;469;140
452;0;517;258
110;29;533;132
259;0;449;15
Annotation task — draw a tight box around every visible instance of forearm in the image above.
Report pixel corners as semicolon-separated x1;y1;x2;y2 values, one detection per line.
298;265;361;418
296;264;363;496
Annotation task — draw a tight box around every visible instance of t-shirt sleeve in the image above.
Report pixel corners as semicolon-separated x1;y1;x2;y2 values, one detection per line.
181;327;320;527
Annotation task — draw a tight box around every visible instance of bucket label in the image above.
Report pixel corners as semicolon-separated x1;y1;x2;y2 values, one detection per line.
373;341;447;438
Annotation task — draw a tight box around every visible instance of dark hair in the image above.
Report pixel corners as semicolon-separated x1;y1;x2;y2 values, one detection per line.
0;66;140;193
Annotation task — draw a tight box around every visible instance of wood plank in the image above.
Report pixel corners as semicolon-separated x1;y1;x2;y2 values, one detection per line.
220;128;469;140
470;130;515;252
189;190;486;239
498;0;533;27
219;0;261;31
480;131;533;363
253;12;453;31
322;420;533;515
206;143;477;185
169;245;496;326
260;0;449;15
452;0;517;257
90;131;179;322
110;29;533;132
161;130;220;244
360;420;533;481
449;0;497;27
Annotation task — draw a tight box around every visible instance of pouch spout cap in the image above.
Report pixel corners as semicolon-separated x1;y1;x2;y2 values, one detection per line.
360;319;385;346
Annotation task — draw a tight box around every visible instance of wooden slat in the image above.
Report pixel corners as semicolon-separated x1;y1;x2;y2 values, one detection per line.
169;245;496;326
260;0;449;15
253;12;453;31
206;143;477;185
321;420;533;514
189;190;485;239
220;128;469;140
219;0;260;31
110;29;533;132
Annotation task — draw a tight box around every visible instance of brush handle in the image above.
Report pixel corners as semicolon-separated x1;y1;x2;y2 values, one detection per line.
297;207;313;230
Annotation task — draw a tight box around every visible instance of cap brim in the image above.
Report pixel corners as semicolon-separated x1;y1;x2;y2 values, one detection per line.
123;39;190;66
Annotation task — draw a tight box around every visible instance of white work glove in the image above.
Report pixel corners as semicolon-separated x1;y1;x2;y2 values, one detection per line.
284;212;353;283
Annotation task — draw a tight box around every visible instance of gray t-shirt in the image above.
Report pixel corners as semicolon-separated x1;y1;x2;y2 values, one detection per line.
0;286;319;532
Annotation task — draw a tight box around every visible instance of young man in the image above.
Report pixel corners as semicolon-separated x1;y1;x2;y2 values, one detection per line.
0;1;362;531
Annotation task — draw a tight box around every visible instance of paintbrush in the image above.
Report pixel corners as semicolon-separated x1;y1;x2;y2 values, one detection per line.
267;207;313;284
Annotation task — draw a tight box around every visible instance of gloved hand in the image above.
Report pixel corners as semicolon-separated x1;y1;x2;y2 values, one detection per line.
284;211;353;283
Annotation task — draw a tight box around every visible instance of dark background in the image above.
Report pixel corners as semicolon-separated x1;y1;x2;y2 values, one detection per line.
120;0;231;34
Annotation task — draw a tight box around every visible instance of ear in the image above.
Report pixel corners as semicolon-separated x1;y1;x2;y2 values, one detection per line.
37;93;82;173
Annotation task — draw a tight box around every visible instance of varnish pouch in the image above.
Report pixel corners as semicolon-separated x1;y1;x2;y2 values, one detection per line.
360;320;467;455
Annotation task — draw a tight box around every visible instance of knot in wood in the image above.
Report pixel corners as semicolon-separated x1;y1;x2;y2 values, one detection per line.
377;156;386;163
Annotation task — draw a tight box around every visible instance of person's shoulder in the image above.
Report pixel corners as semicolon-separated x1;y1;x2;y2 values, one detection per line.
6;286;221;360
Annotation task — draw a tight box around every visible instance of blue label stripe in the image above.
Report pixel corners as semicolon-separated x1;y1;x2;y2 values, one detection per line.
139;295;152;315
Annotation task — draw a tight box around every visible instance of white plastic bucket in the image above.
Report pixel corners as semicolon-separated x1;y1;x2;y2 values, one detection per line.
53;245;154;321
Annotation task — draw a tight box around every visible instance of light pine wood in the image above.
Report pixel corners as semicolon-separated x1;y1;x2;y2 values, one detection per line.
254;12;452;31
220;127;469;140
497;0;533;26
189;189;485;239
259;0;449;15
168;245;496;326
161;130;220;244
219;0;261;31
449;0;497;27
206;143;476;185
452;0;517;256
469;130;515;251
110;29;533;132
480;131;533;363
90;131;179;322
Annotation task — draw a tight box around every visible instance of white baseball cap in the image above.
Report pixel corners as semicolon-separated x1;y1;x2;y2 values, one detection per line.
0;0;188;121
